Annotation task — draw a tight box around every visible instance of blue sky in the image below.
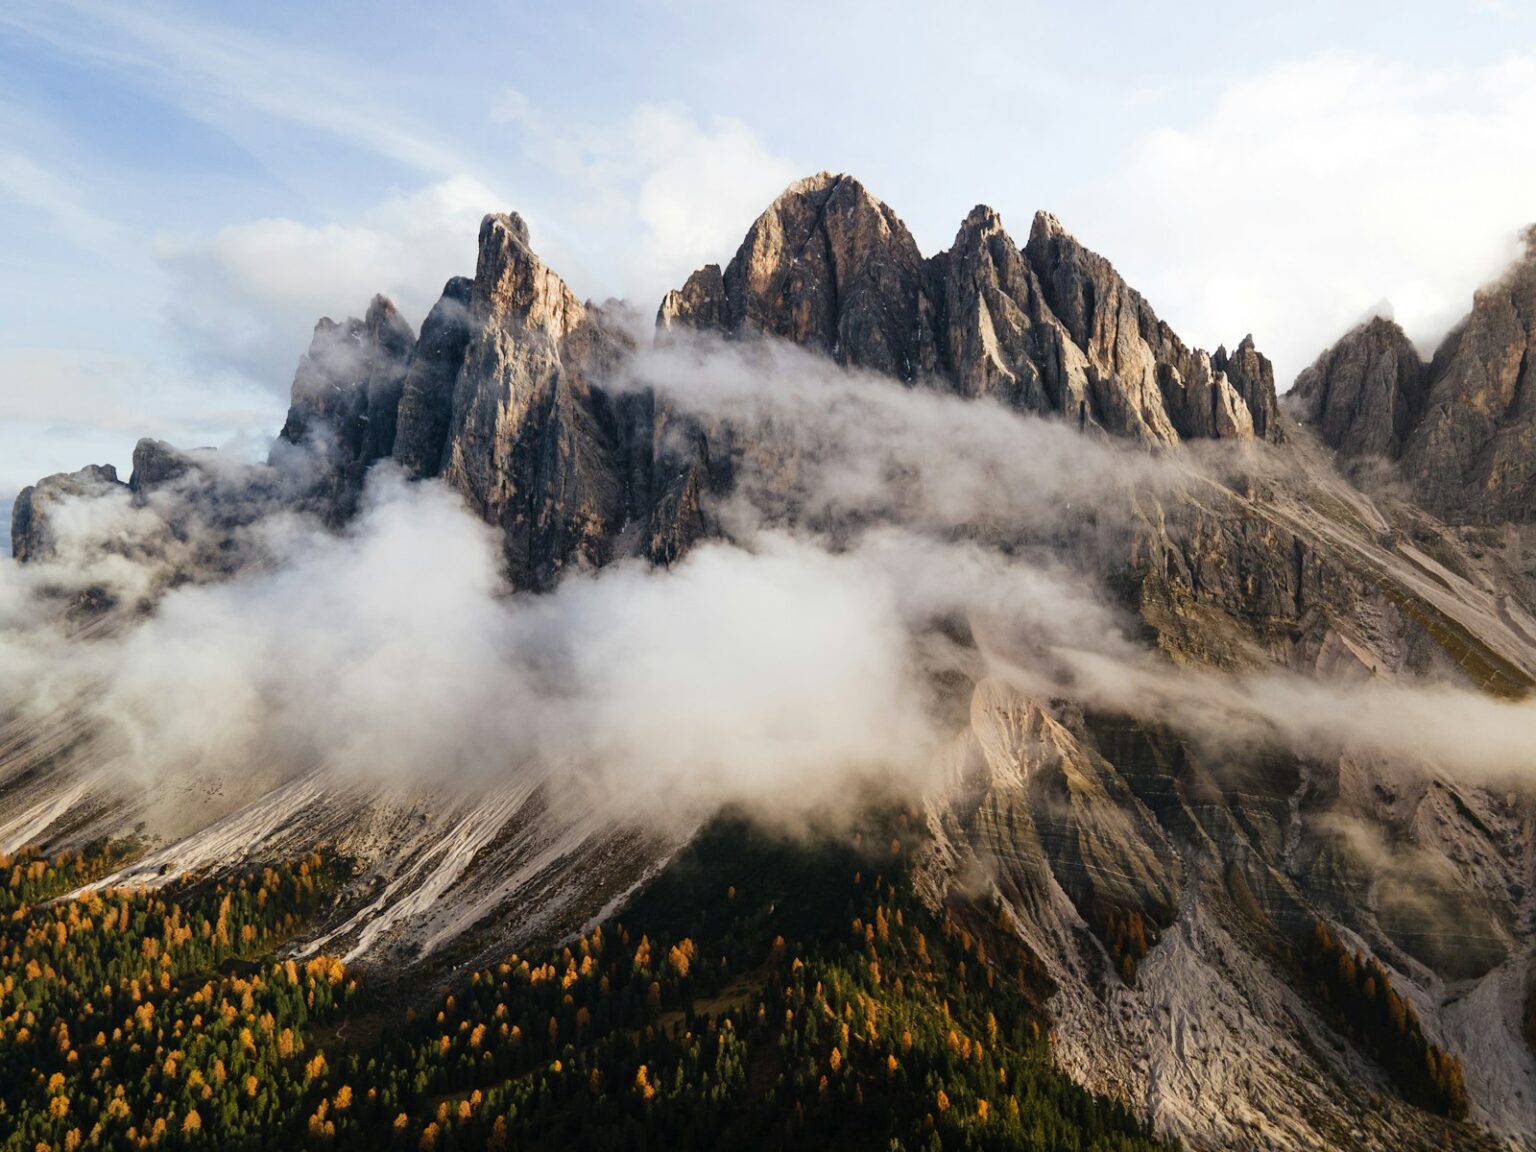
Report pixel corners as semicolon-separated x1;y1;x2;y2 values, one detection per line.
3;0;1535;526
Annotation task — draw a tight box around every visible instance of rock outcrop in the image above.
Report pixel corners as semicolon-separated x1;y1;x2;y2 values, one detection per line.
393;276;474;479
664;173;1281;445
1213;336;1282;443
128;438;202;495
1296;228;1536;523
275;294;415;522
436;213;633;588
9;464;126;563
1292;316;1429;460
659;173;940;380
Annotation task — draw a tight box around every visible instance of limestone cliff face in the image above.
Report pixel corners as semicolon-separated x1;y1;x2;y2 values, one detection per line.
1212;336;1282;443
1024;210;1258;444
664;173;1280;444
933;205;1090;416
274;294;416;523
931;679;1180;929
436;213;631;588
1297;228;1536;523
129;439;203;495
1408;233;1536;522
660;173;941;380
1292;316;1428;460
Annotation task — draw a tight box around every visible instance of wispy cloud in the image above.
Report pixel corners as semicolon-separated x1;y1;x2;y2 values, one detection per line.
1082;49;1536;387
0;0;469;177
155;176;502;388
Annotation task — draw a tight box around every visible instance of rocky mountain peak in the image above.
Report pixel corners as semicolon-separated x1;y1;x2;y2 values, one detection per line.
10;464;124;563
1296;226;1536;521
1291;315;1426;460
129;438;199;495
958;202;1004;233
13;173;1283;579
363;292;406;336
1212;334;1282;442
1026;208;1068;246
473;211;583;342
707;170;937;379
1021;205;1260;444
392;276;476;479
661;175;1282;445
274;293;416;522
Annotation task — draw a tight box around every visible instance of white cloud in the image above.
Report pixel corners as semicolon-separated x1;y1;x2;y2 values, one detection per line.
156;176;502;388
0;348;281;495
1082;50;1536;387
498;100;797;307
627;105;799;298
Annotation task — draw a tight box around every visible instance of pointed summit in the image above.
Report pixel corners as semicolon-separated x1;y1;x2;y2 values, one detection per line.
471;211;583;342
1292;315;1428;461
663;179;1280;445
661;172;940;379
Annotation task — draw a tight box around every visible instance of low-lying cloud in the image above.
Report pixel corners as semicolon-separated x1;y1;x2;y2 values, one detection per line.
3;330;1536;851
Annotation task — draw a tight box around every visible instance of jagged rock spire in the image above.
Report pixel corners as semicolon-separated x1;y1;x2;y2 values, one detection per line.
660;172;940;380
1296;227;1536;522
662;174;1282;445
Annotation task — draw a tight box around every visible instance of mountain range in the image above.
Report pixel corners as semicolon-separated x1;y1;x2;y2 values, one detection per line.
5;173;1536;1152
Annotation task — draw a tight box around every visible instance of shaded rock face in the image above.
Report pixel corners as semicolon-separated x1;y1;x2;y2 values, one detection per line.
245;211;720;590
393;276;474;479
1297;229;1536;523
437;213;631;589
1213;336;1281;443
933;205;1091;416
664;174;1282;445
10;464;125;562
275;295;416;523
931;680;1180;929
1408;234;1536;522
1024;211;1256;444
1292;316;1428;460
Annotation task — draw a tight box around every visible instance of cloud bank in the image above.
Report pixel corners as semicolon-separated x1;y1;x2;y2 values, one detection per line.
4;332;1536;846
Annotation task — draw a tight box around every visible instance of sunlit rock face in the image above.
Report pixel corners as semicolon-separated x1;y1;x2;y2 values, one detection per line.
662;172;1279;445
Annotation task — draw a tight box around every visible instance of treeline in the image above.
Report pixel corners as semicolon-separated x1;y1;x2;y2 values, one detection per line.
1294;920;1467;1118
291;816;1173;1152
0;842;137;916
0;853;350;1151
1;820;1178;1152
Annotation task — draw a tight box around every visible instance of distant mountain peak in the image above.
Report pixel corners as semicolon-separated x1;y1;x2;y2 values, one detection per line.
1295;225;1536;522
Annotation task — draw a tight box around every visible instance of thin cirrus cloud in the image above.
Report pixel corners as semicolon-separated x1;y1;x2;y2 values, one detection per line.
0;0;468;179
